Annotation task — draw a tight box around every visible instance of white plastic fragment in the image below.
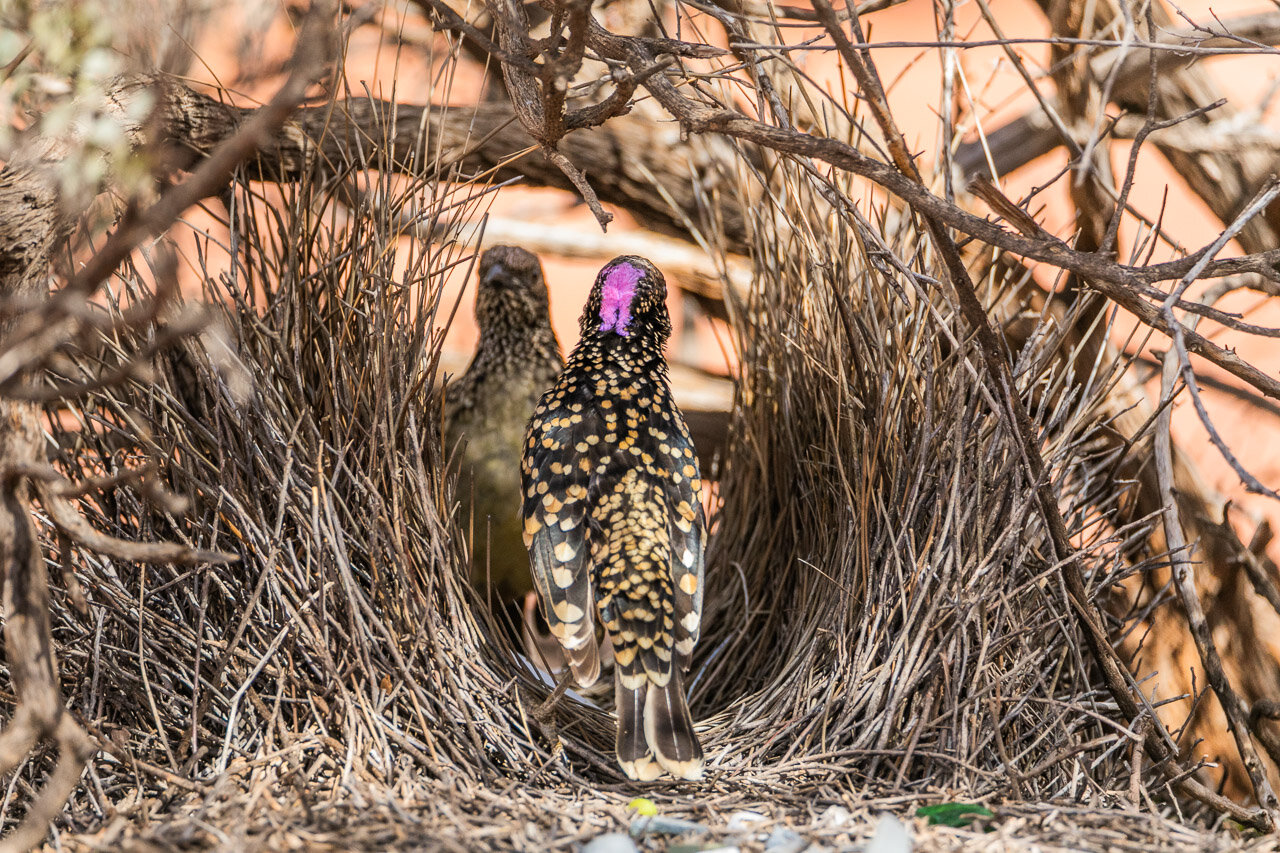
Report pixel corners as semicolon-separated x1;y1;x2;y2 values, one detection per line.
726;810;766;832
764;826;805;853
582;832;640;853
629;815;710;836
817;805;851;827
866;814;912;853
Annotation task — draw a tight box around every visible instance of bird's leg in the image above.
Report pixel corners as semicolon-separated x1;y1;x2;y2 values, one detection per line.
533;667;575;725
522;591;568;675
527;668;575;767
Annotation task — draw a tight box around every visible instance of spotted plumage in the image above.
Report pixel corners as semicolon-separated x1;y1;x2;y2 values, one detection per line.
446;246;563;605
521;255;706;781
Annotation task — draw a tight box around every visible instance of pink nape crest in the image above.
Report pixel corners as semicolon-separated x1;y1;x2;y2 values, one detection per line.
599;262;644;336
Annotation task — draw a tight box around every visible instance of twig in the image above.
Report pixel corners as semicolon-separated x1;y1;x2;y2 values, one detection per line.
1155;316;1280;821
483;0;615;229
1165;179;1280;307
1159;179;1280;500
1129;715;1153;806
36;482;235;565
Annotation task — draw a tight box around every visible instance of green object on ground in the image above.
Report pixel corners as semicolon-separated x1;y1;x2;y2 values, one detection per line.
915;803;994;828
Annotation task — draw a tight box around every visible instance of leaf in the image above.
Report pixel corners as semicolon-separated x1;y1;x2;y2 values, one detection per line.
915;803;994;828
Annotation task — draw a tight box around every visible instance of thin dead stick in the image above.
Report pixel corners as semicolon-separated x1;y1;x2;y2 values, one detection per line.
1155;348;1280;818
1103;6;1190;259
1129;715;1152;807
534;669;576;724
37;482;236;565
1236;537;1280;619
970;0;1080;166
1143;173;1280;813
1165;179;1280;308
1160;179;1280;500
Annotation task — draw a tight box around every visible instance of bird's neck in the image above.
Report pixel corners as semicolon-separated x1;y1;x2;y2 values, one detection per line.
472;315;561;375
570;332;668;375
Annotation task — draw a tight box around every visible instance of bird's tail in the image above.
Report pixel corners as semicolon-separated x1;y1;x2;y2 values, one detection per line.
615;666;703;781
563;634;601;687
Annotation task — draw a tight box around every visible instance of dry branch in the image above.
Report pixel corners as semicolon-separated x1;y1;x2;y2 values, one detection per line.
118;73;748;249
93;70;1280;408
958;7;1280;252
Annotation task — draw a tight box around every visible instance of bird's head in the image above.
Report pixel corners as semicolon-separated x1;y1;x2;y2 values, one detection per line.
474;245;552;331
581;255;671;343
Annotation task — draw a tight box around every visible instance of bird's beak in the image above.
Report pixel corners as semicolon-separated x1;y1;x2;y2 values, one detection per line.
482;263;507;286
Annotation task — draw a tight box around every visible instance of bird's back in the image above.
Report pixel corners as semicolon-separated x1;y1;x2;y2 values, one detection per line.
522;254;706;780
524;334;706;779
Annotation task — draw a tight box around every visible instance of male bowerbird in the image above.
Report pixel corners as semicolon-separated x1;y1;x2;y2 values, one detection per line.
521;255;707;781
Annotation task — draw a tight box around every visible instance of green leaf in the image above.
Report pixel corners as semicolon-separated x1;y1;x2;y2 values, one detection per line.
915;803;994;828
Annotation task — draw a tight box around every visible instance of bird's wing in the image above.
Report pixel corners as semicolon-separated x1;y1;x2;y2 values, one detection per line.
522;382;604;687
653;395;706;666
